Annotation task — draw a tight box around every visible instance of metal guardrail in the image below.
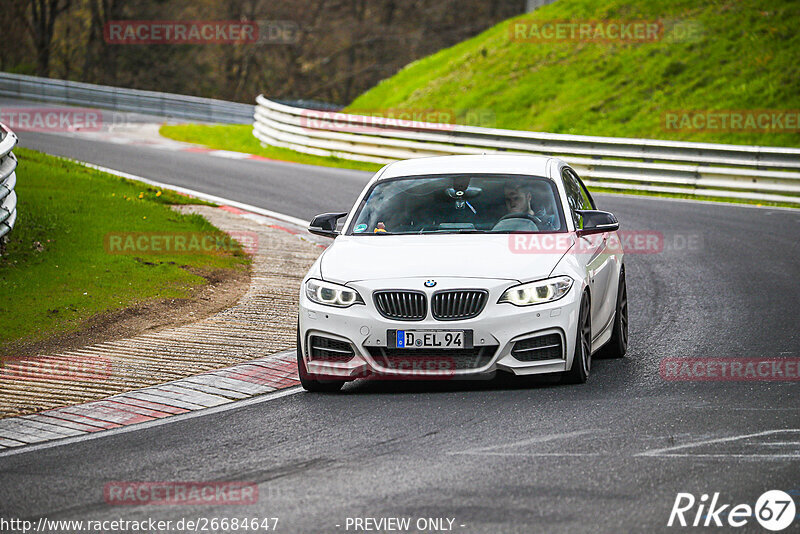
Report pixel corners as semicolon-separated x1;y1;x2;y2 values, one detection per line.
0;123;18;242
254;95;800;204
0;72;254;124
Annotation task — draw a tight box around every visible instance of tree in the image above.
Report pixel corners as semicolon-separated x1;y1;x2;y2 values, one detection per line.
15;0;74;77
4;0;527;105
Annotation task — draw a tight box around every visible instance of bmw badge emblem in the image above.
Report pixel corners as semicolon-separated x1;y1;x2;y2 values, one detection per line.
424;280;437;287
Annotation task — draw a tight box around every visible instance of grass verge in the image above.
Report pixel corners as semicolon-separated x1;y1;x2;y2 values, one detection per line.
0;148;250;350
347;0;800;148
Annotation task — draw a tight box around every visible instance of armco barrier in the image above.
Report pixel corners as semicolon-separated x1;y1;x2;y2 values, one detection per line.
0;72;254;124
0;123;18;243
253;95;800;204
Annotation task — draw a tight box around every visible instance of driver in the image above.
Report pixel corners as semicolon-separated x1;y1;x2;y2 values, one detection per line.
504;183;535;216
503;182;558;231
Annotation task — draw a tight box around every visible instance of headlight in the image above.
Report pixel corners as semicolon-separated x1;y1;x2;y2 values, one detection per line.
498;276;573;306
305;279;364;307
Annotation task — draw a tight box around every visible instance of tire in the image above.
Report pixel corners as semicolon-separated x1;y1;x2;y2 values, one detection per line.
599;270;628;359
562;292;592;384
296;326;345;393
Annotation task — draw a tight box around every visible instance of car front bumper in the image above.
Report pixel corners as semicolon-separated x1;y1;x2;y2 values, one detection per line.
299;277;582;380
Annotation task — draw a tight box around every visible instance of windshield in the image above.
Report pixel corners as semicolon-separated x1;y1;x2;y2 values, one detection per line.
347;174;566;235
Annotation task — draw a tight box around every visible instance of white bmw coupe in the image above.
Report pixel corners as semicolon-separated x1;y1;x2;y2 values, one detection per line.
297;155;627;391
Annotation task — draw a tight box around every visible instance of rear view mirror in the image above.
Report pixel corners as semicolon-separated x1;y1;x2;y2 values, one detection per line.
575;210;619;236
309;212;347;238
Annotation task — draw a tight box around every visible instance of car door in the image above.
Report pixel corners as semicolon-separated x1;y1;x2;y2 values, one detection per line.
562;168;615;346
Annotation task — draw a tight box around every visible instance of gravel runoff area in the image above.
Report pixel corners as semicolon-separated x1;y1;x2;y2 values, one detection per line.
0;205;324;419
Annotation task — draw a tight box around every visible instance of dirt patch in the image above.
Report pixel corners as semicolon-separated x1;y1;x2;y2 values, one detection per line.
1;264;250;359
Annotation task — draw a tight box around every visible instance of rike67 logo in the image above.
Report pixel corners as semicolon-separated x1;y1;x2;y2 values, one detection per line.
668;490;796;530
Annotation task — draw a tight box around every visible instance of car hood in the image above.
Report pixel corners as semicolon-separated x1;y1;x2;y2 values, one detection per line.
320;234;573;284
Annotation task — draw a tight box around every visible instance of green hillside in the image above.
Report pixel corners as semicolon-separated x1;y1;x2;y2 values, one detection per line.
347;0;800;147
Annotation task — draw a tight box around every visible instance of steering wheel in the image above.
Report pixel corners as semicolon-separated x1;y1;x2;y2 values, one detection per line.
498;212;544;226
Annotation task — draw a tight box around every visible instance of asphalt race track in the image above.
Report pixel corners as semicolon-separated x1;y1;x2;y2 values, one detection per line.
1;122;798;533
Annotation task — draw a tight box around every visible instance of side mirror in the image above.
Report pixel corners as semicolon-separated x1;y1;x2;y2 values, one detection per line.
309;212;347;238
575;210;619;236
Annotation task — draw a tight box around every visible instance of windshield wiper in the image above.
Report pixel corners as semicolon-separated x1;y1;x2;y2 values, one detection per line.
424;229;491;234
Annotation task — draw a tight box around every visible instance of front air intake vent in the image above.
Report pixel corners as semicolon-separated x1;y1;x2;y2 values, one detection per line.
308;335;355;362
511;333;563;362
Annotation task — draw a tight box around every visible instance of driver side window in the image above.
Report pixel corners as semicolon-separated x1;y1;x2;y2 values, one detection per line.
561;168;590;228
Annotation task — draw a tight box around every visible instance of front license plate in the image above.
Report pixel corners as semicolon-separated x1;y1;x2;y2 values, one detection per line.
390;330;472;349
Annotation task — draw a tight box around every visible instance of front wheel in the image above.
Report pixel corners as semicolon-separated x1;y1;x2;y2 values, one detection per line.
297;328;345;393
562;292;592;384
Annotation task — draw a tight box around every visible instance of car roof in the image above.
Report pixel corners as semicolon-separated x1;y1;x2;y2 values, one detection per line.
377;155;559;181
